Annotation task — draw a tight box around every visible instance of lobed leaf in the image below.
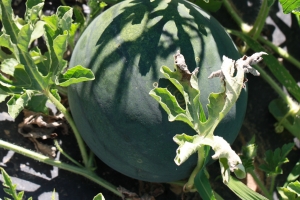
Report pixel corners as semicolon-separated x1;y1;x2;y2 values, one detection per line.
278;181;300;200
7;91;34;119
259;143;294;176
58;65;95;87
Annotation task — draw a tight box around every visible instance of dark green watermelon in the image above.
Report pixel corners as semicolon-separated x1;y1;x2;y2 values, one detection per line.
68;0;247;182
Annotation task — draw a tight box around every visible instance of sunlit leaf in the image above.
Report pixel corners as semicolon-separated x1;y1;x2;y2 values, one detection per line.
58;65;95;87
93;193;105;200
26;94;48;114
7;90;34;118
279;0;300;14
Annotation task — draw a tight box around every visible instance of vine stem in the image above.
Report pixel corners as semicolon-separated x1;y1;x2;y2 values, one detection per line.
222;0;252;33
0;139;123;198
248;0;271;39
44;89;89;168
248;170;272;199
54;139;84;168
258;36;300;70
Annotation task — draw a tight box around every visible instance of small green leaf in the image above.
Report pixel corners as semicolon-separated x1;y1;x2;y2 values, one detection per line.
25;0;44;23
259;143;294;176
1;167;20;200
56;6;73;32
226;175;268;200
50;89;61;102
278;181;300;200
149;87;193;127
30;21;46;44
0;94;9;103
93;193;105;200
240;136;257;171
26;94;49;114
0;0;20;44
279;0;300;14
53;32;68;74
1;58;19;76
286;160;300;185
7;90;34;118
278;187;300;200
173;134;202;165
58;65;95;87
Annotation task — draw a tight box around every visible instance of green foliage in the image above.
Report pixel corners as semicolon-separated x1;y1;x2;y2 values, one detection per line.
93;193;105;200
226;175;268;200
150;52;247;185
148;51;274;199
259;143;294;176
278;181;300;200
1;167;32;200
279;0;300;14
0;0;94;118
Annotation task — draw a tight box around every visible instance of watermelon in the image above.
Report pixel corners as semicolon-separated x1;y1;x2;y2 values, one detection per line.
68;0;247;182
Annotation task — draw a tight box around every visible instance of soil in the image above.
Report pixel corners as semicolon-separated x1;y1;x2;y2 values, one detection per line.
0;0;299;199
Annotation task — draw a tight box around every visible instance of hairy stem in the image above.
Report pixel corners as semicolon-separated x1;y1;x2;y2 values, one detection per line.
44;89;89;168
0;140;123;198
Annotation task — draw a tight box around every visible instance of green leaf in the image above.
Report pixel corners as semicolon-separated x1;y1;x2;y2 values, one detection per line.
269;98;300;139
173;134;202;165
279;0;300;14
259;143;294;176
0;0;20;44
0;59;32;87
53;32;68;74
93;193;105;200
240;136;257;171
149;87;193;127
7;90;34;118
1;58;19;76
25;0;44;23
30;20;45;44
26;94;49;114
226;175;268;200
56;6;73;32
1;167;20;200
285;160;300;185
278;181;300;200
0;94;9;103
58;65;95;87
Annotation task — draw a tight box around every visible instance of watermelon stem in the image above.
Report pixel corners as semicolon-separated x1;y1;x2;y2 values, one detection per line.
0;140;123;198
44;89;90;168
